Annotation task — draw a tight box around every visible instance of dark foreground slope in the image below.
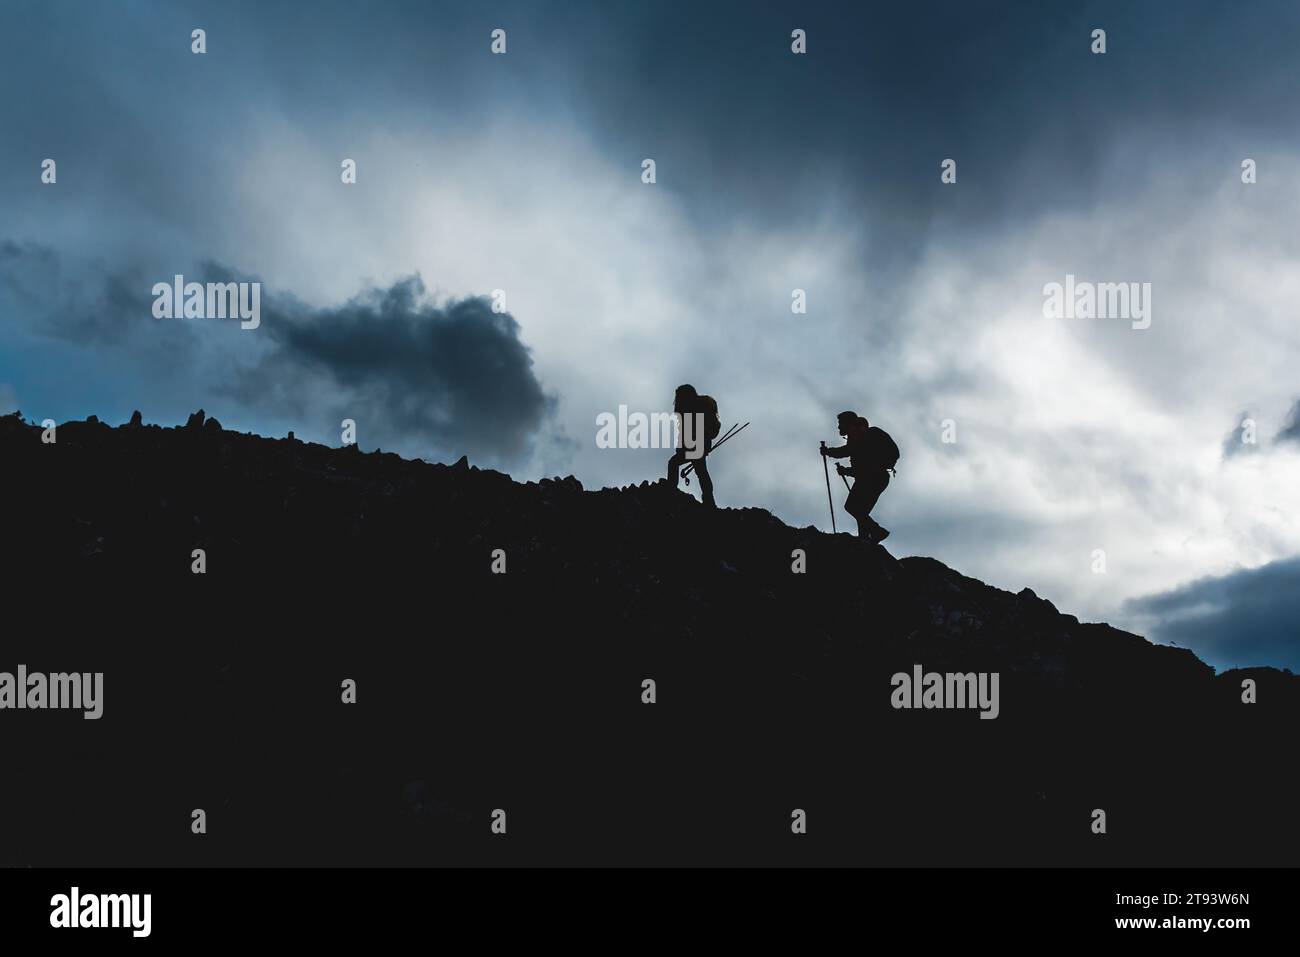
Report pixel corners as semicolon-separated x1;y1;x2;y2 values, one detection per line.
1;411;1296;867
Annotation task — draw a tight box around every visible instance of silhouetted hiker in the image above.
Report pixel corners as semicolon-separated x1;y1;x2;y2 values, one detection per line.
820;411;898;542
664;384;721;508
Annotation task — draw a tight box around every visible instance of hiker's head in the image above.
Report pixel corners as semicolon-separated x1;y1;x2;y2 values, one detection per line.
674;384;698;413
837;411;858;437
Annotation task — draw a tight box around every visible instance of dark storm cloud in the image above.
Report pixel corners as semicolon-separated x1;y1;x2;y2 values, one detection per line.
219;268;553;465
0;244;554;465
11;0;1295;259
534;0;1300;238
1124;558;1300;672
1221;402;1300;458
0;240;57;307
1275;399;1300;446
1222;412;1259;459
0;240;181;352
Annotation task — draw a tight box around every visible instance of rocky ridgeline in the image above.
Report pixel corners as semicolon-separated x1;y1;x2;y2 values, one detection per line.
1;410;1296;866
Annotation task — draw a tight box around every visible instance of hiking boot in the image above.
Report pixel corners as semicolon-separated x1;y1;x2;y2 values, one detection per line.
860;519;888;543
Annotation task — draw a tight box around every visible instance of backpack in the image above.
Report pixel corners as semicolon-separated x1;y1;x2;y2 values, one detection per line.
868;426;900;473
698;394;722;441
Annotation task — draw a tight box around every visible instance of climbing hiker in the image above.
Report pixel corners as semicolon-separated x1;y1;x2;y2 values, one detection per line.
819;411;898;542
664;383;721;508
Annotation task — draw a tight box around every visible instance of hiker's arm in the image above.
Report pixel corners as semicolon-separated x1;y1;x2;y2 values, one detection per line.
821;444;849;458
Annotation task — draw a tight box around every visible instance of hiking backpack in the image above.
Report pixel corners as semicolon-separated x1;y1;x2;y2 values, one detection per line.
868;426;900;473
698;394;722;441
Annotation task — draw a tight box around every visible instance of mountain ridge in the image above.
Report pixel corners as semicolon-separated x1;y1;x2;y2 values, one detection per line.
1;409;1295;866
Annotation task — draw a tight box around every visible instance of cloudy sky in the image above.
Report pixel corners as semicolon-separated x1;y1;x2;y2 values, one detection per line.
2;0;1299;671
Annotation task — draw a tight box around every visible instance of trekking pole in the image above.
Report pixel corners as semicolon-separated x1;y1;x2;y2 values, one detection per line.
703;422;740;454
692;421;748;463
681;421;749;479
681;423;737;486
820;441;836;533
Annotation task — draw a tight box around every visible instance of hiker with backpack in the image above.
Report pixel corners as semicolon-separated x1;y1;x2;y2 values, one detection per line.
820;411;898;542
664;383;721;509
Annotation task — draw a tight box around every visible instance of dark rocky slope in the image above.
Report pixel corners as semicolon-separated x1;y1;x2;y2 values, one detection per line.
1;411;1295;866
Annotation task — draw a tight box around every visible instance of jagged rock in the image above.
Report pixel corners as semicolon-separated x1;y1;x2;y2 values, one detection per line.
128;410;143;428
185;409;206;430
204;416;222;432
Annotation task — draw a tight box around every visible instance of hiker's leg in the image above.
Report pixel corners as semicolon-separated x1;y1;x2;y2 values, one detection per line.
858;471;889;516
859;472;890;538
665;448;686;485
844;483;866;535
848;496;878;540
693;455;716;508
